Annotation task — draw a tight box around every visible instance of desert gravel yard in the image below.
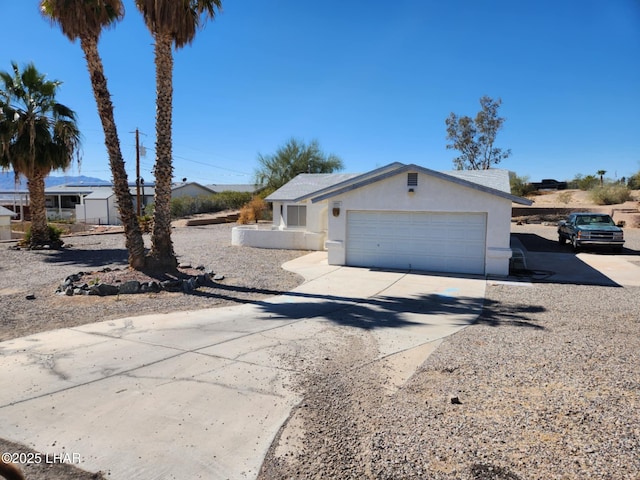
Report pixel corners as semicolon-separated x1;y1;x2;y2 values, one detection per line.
1;222;640;479
0;223;307;342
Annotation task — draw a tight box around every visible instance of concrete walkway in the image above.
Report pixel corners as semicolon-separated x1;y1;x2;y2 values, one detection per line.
0;252;486;479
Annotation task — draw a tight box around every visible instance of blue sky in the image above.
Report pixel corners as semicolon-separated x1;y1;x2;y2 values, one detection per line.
2;0;639;186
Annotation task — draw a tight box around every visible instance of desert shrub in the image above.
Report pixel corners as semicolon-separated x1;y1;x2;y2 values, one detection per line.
509;172;535;197
169;191;253;218
237;196;268;224
568;174;599;191
22;223;64;246
589;184;633;205
627;171;640;190
214;190;254;209
557;191;574;204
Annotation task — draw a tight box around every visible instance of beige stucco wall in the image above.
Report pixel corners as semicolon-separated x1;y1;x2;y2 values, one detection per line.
271;200;327;234
323;172;512;275
0;215;11;241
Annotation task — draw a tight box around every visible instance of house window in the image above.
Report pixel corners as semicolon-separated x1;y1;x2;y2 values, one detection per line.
287;205;307;227
407;173;418;186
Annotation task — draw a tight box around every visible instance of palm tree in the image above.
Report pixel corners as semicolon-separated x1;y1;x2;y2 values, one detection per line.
0;62;81;248
597;170;607;187
41;0;146;269
134;0;222;270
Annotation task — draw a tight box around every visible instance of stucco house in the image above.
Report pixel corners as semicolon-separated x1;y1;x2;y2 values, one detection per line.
232;162;532;276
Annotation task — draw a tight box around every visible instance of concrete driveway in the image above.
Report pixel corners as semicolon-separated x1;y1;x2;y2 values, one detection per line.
0;252;485;479
511;226;640;287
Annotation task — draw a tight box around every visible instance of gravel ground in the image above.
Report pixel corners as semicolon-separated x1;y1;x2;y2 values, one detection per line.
0;223;307;342
2;222;640;479
258;224;640;480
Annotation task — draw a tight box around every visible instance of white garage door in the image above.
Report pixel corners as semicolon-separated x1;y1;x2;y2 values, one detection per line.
346;211;487;274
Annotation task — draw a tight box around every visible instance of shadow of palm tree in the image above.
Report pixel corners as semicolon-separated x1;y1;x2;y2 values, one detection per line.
42;247;129;268
475;298;545;329
239;290;547;331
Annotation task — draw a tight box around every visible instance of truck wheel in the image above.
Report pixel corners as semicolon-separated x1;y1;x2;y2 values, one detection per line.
572;237;580;252
558;235;566;245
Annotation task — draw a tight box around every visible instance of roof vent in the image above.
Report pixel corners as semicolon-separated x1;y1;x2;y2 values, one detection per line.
407;172;418;186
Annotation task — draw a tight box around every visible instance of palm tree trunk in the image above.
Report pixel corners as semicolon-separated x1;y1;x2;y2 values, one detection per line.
80;36;146;270
27;169;50;247
147;33;177;270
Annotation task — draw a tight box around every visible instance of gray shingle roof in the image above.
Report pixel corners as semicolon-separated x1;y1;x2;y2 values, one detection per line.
265;173;361;202
266;163;531;205
445;169;511;194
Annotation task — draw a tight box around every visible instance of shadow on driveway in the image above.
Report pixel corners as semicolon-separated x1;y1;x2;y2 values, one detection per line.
511;233;622;287
250;290;546;331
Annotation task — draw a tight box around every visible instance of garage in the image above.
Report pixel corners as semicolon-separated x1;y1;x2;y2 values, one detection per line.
346;211;487;274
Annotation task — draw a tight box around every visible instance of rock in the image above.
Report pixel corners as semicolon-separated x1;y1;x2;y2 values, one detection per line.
213;274;225;281
161;280;183;292
65;286;74;296
450;396;462;405
25;294;36;300
119;281;141;295
65;273;82;284
196;265;206;270
178;262;192;269
182;279;194;293
88;283;119;296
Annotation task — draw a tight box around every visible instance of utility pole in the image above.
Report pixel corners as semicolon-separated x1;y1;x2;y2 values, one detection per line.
135;128;141;216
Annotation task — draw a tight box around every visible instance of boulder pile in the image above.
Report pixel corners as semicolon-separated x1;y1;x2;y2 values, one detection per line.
56;265;225;297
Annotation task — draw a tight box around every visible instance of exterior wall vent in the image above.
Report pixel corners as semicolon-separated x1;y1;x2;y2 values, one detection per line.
407;172;418;186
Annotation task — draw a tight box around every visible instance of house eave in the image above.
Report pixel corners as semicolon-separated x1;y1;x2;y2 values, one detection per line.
306;163;532;205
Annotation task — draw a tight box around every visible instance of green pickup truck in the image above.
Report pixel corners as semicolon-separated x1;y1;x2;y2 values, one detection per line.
558;213;625;252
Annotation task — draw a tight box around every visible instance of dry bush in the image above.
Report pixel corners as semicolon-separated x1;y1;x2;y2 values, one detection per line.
557;191;573;204
238;196;268;224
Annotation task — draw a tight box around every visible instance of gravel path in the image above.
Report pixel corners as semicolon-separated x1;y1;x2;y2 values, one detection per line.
2;223;639;479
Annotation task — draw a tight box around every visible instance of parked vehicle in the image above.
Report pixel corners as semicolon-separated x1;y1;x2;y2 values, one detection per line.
558;213;624;252
530;179;568;190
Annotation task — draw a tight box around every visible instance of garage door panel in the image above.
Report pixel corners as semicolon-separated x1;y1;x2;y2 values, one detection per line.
346;211;486;274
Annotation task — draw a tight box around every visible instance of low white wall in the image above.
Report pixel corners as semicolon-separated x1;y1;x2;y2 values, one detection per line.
486;247;512;276
232;225;325;250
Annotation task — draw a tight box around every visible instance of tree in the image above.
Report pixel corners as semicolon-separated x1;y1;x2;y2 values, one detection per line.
41;0;146;269
134;0;222;271
0;62;81;247
445;96;511;170
508;172;535;197
255;138;344;193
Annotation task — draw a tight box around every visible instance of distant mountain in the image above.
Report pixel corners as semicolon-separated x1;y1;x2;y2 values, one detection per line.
0;172;110;190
